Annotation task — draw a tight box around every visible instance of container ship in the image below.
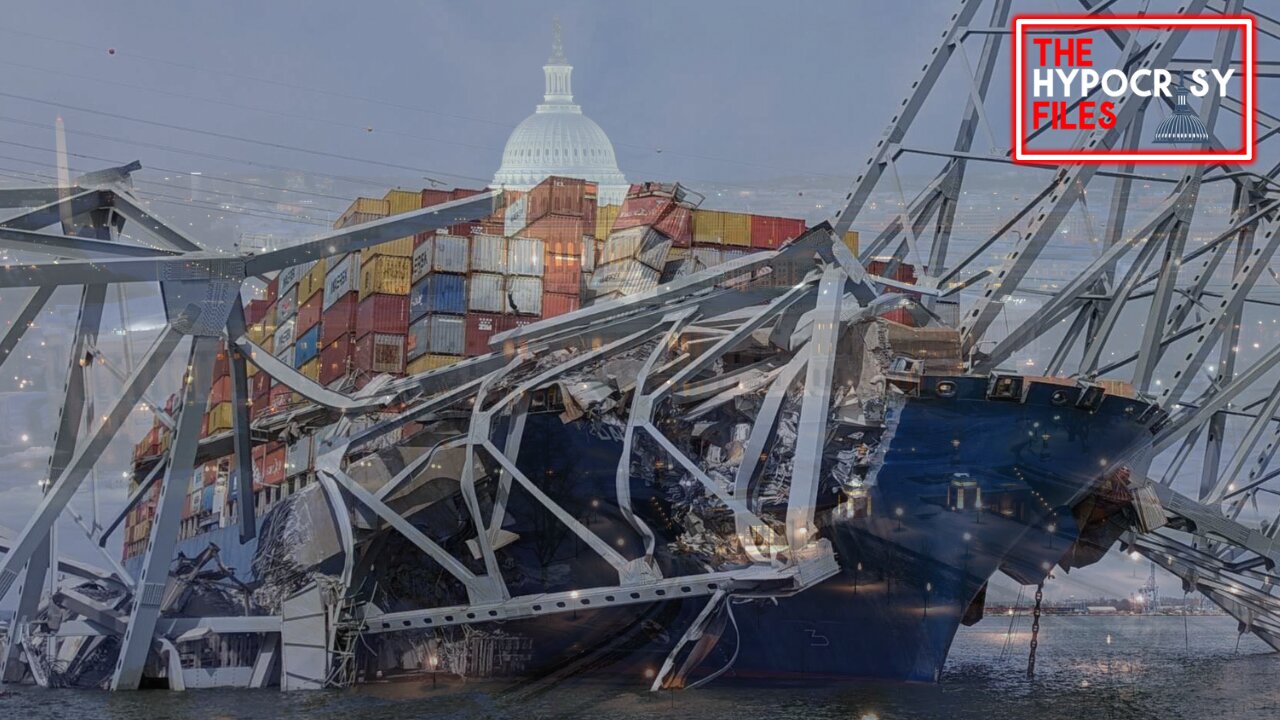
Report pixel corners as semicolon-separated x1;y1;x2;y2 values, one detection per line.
99;175;1165;691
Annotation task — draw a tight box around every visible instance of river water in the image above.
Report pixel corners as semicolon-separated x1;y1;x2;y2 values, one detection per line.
4;615;1278;720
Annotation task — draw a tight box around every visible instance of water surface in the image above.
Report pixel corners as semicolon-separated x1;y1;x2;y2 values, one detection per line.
4;615;1277;720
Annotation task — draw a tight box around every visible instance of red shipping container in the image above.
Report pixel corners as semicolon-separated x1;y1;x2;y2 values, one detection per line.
251;445;265;490
527;176;586;225
319;335;356;385
451;187;485;200
213;345;230;378
269;383;292;412
246;299;271;324
522;216;585;256
321;292;358;346
266;276;279;304
251;371;271;399
413;230;436;249
354;333;406;374
613;184;692;247
209;375;231;406
544;254;582;295
582;183;598;235
421;189;451;208
450;220;481;237
264;444;286;486
356;294;409;338
750;215;807;250
867;259;918;284
465;312;506;356
296;289;323;334
543;292;580;319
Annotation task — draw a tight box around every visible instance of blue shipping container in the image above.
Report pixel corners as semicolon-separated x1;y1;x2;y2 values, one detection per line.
410;273;466;320
201;485;215;513
294;325;321;366
409;278;431;321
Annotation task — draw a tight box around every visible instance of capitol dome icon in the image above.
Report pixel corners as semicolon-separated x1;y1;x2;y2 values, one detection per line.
492;20;629;205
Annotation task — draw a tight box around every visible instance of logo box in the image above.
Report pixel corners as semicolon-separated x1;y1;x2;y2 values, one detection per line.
1013;15;1255;163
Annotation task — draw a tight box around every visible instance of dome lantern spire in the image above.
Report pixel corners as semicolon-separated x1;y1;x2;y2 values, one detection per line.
542;18;574;105
549;17;565;63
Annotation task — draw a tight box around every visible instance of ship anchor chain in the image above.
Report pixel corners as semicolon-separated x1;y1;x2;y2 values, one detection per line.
1026;582;1044;679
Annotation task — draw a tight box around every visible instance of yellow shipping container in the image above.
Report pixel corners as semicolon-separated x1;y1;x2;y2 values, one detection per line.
336;197;389;229
596;204;620;240
248;321;269;345
384;188;422;215
407;353;460;375
842;230;860;256
693;209;726;245
300;357;321;381
206;402;234;434
358;255;412;300
722;212;751;247
299;258;327;302
358;236;415;263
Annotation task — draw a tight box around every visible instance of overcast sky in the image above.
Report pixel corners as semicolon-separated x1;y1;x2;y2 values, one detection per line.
0;0;1251;609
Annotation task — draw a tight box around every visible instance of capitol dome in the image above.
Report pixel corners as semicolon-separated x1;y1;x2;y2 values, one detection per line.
493;23;628;205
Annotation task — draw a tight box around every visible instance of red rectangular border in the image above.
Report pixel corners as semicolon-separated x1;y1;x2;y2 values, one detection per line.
1012;15;1255;164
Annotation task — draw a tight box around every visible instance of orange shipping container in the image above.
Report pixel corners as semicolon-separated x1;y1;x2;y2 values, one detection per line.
206;402;234;434
692;209;725;245
596;204;620;241
358;256;412;301
544;253;582;295
298;259;327;302
542;292;580;319
336;197;389;229
209;375;232;406
406;353;459;375
384;188;423;215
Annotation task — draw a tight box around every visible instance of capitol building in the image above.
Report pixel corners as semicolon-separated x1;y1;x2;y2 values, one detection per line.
492;23;629;205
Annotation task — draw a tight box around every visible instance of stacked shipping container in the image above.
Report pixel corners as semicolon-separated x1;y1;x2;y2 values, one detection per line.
125;177;820;560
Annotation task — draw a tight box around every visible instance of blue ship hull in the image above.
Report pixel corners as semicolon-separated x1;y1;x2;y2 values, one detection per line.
357;375;1160;686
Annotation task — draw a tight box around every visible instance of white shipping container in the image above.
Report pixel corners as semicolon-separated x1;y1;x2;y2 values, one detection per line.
504;195;527;236
600;226;645;264
274;316;296;351
275;342;294;365
428;314;465;356
506;237;545;277
322;254;360;310
432;235;469;274
411;239;431;282
692;246;724;269
412;235;469;281
285;435;313;477
590;260;660;295
637;236;673;272
276;285;299;320
581;233;595;272
470;234;506;274
468;272;505;313
505;276;543;316
278;263;303;292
